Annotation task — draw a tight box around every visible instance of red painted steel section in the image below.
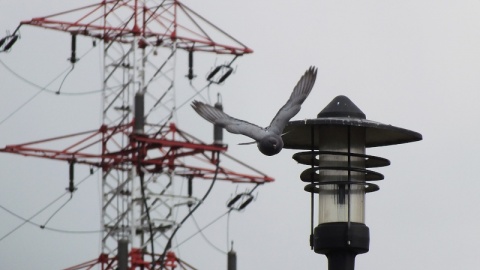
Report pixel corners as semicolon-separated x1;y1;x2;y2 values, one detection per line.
64;250;187;270
0;122;274;183
6;2;267;269
20;0;253;55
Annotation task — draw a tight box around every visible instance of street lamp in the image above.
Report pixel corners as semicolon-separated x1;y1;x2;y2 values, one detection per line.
282;95;422;270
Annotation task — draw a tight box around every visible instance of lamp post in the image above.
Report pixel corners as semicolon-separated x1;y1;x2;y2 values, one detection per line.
282;95;422;270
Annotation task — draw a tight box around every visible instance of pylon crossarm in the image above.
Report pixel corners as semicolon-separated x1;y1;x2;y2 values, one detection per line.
0;122;274;183
19;0;253;55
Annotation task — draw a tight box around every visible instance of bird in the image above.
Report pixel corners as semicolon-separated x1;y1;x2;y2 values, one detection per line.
191;66;317;156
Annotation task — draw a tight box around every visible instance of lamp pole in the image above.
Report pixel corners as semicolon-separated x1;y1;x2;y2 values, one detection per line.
283;95;422;270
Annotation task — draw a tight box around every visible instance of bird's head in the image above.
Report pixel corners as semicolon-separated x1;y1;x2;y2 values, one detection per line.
257;134;284;156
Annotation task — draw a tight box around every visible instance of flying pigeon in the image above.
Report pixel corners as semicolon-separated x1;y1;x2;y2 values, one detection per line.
191;66;317;156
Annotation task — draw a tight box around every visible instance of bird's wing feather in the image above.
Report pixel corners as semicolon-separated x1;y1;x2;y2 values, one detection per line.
267;66;317;135
191;100;267;141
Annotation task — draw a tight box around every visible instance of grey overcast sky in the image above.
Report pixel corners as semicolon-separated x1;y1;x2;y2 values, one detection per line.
1;0;480;269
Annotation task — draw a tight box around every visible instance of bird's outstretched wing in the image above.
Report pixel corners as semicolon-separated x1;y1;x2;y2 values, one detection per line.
191;100;267;141
267;66;317;135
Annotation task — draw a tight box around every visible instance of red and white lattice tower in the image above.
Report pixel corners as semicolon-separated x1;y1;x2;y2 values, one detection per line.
2;1;273;269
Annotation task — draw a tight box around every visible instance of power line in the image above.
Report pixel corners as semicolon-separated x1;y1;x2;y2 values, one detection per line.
0;59;76;125
0;192;67;242
227;211;231;252
0;168;100;241
155;56;239;126
40;196;72;228
55;64;75;95
0;52;114;125
139;168;155;269
0;204;102;235
172;210;230;249
0;58;103;96
190;214;227;255
158;151;222;269
172;184;261;252
0;88;43;126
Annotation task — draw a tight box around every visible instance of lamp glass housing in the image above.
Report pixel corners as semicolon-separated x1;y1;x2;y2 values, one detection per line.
317;126;366;224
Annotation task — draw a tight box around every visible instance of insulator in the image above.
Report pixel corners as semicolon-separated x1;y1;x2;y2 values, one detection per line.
69;33;78;64
238;196;253;210
134;92;145;135
227;193;254;210
227;194;242;208
0;37;6;48
227;247;237;270
186;50;195;80
187;176;193;197
3;35;18;51
186;176;194;207
207;66;221;81
218;68;233;83
117;239;129;270
67;160;77;193
69;161;74;181
214;95;223;144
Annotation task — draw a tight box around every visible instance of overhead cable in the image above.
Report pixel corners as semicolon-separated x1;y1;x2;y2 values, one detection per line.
158;151;221;269
0;168;99;241
0;45;102;96
191;214;226;255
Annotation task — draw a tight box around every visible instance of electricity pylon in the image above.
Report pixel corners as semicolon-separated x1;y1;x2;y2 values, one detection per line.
1;1;273;269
